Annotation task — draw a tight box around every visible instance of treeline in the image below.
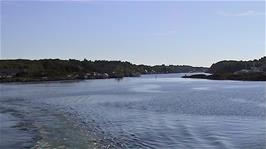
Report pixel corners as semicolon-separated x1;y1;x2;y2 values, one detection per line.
183;57;266;81
0;59;208;82
209;57;266;74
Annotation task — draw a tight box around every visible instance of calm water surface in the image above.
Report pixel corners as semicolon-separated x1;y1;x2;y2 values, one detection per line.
0;73;266;149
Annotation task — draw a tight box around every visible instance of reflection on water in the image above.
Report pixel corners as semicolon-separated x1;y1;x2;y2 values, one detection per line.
0;73;266;149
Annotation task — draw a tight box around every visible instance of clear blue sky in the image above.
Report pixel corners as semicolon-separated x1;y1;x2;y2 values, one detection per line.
1;1;265;67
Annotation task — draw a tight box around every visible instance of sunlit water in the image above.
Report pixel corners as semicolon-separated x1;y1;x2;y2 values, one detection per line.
0;73;266;149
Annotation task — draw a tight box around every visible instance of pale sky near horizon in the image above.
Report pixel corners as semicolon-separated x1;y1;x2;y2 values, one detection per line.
1;1;265;67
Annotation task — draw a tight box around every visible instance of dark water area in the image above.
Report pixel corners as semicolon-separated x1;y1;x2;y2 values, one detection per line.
0;73;266;149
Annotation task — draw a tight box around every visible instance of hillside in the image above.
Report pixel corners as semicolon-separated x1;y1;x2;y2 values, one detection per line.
0;59;208;82
209;57;266;74
183;57;266;81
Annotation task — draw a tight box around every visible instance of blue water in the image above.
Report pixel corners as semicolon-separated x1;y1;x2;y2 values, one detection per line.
0;73;266;148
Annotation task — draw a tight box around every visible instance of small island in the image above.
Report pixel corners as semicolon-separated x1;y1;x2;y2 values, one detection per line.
183;57;266;81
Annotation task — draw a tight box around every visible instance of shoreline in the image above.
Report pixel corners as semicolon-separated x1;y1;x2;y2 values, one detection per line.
2;72;266;83
182;73;266;81
0;76;126;84
0;72;195;83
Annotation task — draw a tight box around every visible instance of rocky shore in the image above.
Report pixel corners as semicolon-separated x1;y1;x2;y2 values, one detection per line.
182;72;266;81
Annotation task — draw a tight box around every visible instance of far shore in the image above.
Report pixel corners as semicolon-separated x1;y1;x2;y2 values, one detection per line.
2;72;266;84
182;72;266;81
1;57;265;82
0;76;125;84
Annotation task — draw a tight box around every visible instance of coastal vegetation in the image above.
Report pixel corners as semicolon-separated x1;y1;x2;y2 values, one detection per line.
0;59;208;82
183;57;266;81
1;57;265;82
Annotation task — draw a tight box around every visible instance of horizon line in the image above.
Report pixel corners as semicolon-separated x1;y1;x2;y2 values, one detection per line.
0;56;265;68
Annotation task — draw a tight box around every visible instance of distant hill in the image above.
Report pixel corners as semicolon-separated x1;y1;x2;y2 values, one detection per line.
0;59;208;82
209;57;266;74
183;57;266;81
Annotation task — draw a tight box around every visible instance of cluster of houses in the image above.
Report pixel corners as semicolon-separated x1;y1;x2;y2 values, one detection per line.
0;68;143;82
0;69;112;80
67;72;110;79
64;71;141;80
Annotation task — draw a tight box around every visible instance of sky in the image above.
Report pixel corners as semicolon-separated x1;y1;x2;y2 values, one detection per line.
1;1;265;67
